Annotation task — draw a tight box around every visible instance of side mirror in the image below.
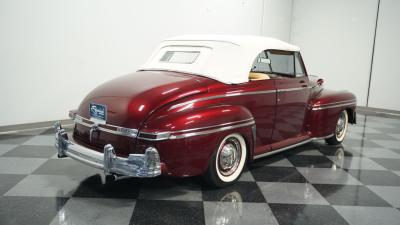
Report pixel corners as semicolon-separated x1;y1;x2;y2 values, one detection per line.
317;78;324;86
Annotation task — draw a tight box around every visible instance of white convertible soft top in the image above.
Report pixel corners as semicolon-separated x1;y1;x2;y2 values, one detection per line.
139;35;300;84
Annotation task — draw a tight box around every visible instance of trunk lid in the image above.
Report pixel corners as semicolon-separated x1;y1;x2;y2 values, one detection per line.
76;70;209;128
73;70;210;156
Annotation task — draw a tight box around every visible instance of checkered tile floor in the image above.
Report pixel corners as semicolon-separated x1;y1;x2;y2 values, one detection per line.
1;114;400;225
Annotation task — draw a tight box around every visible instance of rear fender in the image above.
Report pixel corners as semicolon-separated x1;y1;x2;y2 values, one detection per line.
136;105;255;176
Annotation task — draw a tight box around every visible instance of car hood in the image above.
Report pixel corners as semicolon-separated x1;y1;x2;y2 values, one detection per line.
76;70;210;129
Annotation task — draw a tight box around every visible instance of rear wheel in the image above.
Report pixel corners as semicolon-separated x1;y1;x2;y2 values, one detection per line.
203;133;247;187
326;110;349;145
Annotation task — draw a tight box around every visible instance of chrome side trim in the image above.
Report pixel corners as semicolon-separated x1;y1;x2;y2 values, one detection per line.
253;134;333;160
168;90;276;110
312;101;356;111
171;118;254;133
277;86;312;93
314;99;356;107
169;121;255;139
138;119;255;141
168;86;311;111
73;114;254;141
73;115;138;138
253;139;312;159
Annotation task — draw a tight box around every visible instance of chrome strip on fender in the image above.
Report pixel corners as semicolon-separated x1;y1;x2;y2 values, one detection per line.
169;86;312;111
72;114;254;141
168;90;276;110
312;101;356;111
138;119;255;141
170;118;254;133
169;121;255;139
314;99;356;107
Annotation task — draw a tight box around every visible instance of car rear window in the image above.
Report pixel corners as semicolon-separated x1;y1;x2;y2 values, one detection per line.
160;51;200;64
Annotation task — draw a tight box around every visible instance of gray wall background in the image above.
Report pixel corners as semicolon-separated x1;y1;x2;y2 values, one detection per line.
0;0;398;126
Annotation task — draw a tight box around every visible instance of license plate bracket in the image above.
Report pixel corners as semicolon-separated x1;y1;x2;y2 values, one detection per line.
89;103;107;124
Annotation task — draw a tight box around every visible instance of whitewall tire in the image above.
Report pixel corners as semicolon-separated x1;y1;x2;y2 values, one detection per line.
326;110;349;145
203;133;247;187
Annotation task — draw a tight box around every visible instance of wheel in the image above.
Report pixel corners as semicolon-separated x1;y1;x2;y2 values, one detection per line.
325;110;349;145
203;133;247;187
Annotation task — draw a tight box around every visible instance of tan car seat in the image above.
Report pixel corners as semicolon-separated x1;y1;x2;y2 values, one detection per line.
249;72;271;81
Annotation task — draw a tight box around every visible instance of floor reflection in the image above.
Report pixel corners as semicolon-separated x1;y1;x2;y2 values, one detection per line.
208;191;243;225
2;114;400;225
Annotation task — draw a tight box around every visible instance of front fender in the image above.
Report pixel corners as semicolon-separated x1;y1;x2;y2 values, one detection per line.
306;89;357;138
136;105;255;177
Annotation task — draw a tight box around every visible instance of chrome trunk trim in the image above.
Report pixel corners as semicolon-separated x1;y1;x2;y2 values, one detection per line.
71;114;138;138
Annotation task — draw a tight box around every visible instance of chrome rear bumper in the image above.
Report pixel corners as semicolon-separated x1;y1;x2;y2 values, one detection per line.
54;122;161;177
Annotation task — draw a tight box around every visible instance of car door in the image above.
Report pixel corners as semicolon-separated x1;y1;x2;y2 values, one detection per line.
227;51;277;155
249;53;277;155
266;51;311;149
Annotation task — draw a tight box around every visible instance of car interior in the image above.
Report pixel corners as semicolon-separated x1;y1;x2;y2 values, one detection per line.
249;72;271;80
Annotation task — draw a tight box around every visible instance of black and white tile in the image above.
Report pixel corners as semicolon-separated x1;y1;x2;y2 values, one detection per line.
1;114;400;225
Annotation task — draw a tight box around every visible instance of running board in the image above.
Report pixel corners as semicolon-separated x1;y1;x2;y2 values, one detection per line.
253;134;333;160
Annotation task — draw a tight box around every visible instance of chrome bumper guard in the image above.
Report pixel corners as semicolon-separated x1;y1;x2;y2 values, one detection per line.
54;122;161;177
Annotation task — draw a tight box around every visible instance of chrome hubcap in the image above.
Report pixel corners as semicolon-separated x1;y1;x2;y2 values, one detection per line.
336;112;346;138
218;137;241;176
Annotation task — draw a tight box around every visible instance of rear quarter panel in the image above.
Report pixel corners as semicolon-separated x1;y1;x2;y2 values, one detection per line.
137;104;255;177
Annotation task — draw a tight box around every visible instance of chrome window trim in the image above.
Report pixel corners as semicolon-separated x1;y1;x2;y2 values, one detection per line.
138;119;255;141
168;86;311;111
73;115;138;138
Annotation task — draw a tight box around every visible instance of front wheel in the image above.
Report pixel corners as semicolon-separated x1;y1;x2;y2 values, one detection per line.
325;110;349;145
203;133;247;187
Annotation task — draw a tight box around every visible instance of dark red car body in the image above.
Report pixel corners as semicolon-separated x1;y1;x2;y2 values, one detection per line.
71;70;356;177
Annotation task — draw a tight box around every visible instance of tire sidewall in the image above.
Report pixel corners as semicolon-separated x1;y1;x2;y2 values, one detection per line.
325;110;349;145
205;133;247;187
336;110;348;142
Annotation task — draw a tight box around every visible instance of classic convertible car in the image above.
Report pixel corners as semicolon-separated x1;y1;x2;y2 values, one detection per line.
55;35;356;186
